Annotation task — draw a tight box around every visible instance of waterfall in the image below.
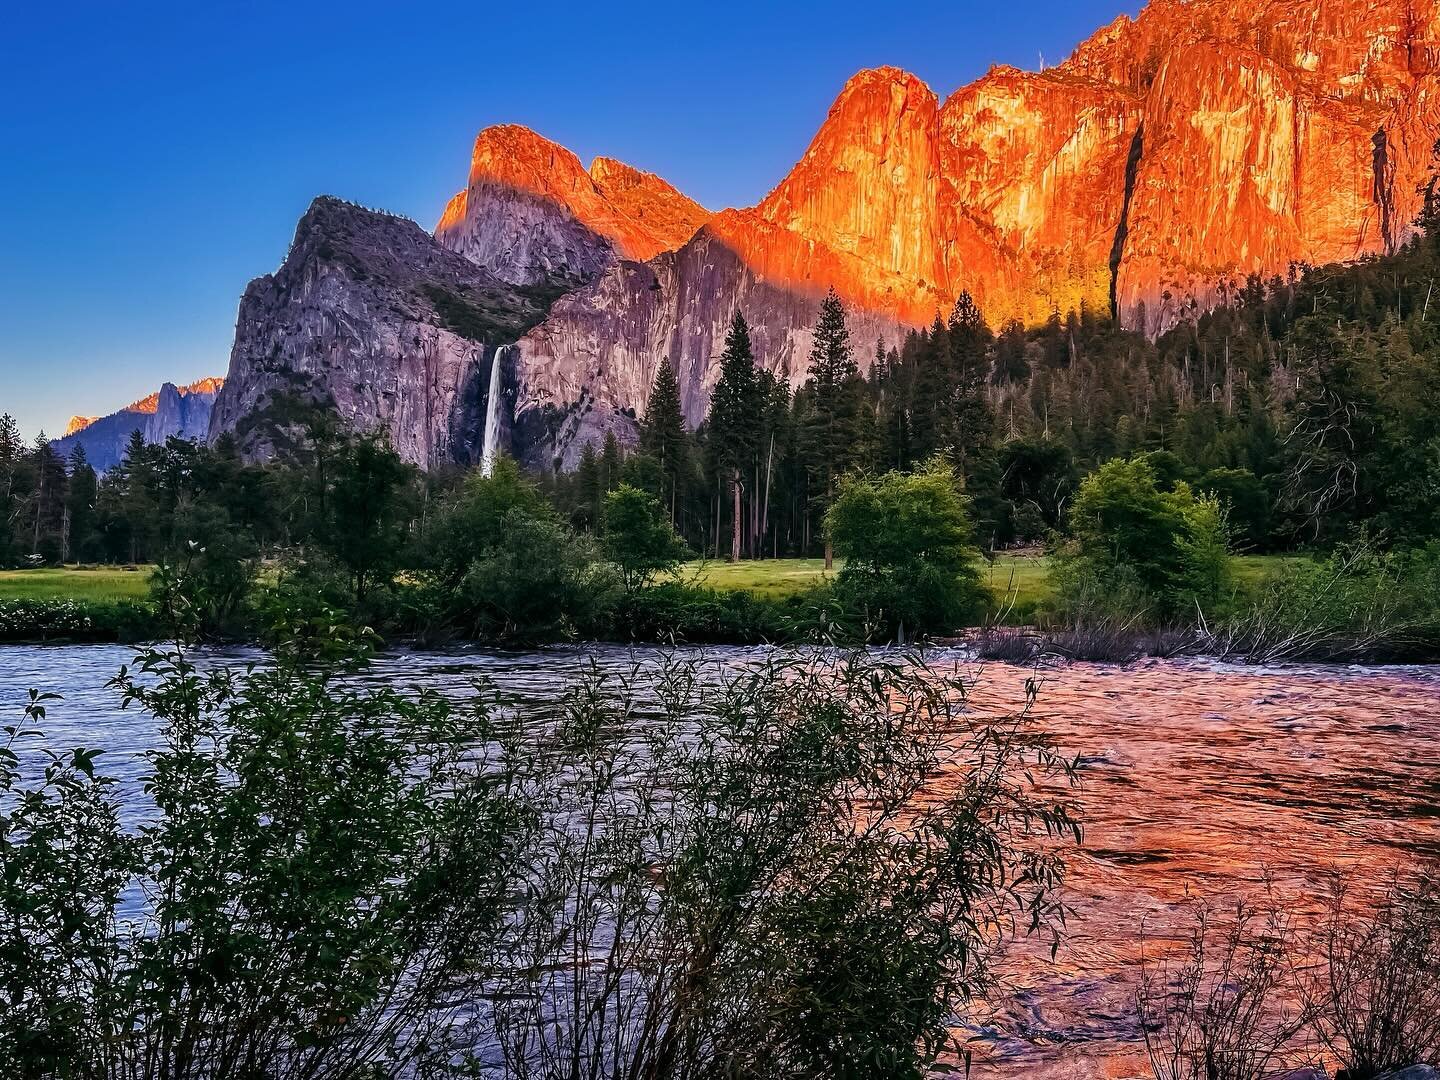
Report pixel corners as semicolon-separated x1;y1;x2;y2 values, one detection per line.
481;344;511;477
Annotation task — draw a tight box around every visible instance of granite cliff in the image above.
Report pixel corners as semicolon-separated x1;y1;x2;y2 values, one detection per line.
207;196;558;467
208;0;1440;469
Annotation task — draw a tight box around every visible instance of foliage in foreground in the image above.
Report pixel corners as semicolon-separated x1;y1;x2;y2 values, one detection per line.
1137;872;1440;1080
0;628;529;1079
0;637;1079;1078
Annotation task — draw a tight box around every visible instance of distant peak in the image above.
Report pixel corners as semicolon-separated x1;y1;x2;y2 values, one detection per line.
65;415;98;436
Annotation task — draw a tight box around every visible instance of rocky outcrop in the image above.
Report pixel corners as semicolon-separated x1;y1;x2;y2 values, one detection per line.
500;0;1440;465
204;0;1440;471
51;378;224;472
209;196;554;467
434;125;709;288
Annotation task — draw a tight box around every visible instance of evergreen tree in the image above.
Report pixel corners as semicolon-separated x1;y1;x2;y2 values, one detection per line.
0;414;22;564
707;311;762;562
573;442;603;533
65;445;99;563
26;435;68;563
799;289;864;568
600;431;622;495
638;358;690;525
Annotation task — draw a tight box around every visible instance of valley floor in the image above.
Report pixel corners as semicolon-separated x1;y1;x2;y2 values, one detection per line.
1;555;1287;623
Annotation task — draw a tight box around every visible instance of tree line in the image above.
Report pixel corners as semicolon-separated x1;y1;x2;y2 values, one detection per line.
5;204;1440;600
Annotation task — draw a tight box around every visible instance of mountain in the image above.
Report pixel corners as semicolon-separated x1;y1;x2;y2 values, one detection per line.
510;0;1440;464
211;0;1440;469
51;378;225;472
434;125;710;287
207;195;559;467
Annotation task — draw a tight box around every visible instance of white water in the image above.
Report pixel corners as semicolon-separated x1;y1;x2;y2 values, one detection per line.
480;344;511;476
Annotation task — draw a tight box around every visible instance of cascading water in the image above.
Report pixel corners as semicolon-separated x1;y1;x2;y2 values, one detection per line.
481;344;511;476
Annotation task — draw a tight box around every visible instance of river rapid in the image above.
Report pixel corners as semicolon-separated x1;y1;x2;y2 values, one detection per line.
2;643;1437;1078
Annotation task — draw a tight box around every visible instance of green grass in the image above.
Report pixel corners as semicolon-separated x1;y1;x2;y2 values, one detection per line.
681;553;1292;623
682;554;1055;611
0;566;154;602
679;558;841;600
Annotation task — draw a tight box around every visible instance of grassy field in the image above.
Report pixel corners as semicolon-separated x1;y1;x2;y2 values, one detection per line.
0;566;154;602
685;553;1289;618
684;554;1055;611
1;555;1291;614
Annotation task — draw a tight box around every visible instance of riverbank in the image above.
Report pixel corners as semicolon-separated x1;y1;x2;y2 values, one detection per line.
4;641;1437;1076
8;554;1436;665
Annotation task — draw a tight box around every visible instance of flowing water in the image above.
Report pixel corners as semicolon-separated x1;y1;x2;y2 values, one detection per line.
2;644;1437;1077
480;344;511;477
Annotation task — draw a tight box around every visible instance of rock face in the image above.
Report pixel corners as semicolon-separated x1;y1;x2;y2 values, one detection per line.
51;378;224;472
503;0;1440;465
208;196;555;467
209;0;1440;470
434;125;709;288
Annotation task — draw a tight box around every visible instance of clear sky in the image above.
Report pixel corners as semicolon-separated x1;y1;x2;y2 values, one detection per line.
0;0;1141;441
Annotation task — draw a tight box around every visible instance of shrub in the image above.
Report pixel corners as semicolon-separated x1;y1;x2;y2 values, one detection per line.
1055;456;1234;621
0;598;158;643
825;458;989;643
420;458;618;641
1207;543;1440;662
1138;895;1305;1080
0;635;531;1078
601;483;690;591
486;651;1078;1079
610;581;793;643
1310;870;1440;1079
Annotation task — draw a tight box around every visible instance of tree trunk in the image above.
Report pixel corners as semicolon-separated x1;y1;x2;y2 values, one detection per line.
759;433;774;560
729;469;741;564
823;475;834;571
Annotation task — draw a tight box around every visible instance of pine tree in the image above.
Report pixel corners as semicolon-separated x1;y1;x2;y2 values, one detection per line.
944;291;996;471
65;445;99;563
0;414;22;564
639;357;690;525
800;289;863;568
600;431;623;496
574;442;602;533
27;434;68;562
708;311;762;562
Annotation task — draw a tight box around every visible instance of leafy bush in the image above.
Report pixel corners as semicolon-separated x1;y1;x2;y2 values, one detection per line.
0;636;531;1078
825;459;989;642
419;458;618;641
487;651;1077;1079
1207;543;1440;662
148;501;260;640
601;483;690;591
0;598;158;642
2;630;1079;1078
610;581;793;643
1053;456;1234;621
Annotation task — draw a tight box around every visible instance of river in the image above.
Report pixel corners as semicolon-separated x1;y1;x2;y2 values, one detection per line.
2;643;1437;1078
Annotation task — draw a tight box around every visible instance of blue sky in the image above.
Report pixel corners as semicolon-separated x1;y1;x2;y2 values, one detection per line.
0;0;1140;440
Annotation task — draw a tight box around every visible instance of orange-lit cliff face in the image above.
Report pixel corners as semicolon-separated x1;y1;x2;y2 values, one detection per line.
434;124;709;286
486;0;1440;464
209;0;1440;470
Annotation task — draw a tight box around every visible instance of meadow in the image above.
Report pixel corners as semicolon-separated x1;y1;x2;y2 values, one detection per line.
1;555;1285;622
0;566;154;602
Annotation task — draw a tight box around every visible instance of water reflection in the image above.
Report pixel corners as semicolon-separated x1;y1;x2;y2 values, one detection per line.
2;644;1436;1077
